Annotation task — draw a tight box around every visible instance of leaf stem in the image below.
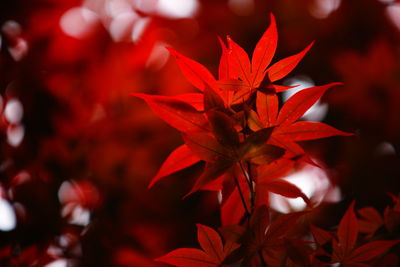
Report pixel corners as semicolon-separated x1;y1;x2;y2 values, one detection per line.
233;170;251;220
247;161;256;213
239;161;255;214
259;251;267;266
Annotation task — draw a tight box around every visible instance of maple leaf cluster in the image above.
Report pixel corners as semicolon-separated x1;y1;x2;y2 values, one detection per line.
133;14;350;210
131;13;399;267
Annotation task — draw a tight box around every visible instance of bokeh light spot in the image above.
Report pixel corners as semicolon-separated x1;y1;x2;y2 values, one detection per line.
0;198;16;231
45;259;68;267
156;0;200;19
109;11;139;41
146;42;170;70
375;141;396;156
4;99;23;124
309;0;342;19
60;7;99;39
8;38;28;61
131;17;150;43
7;124;24;147
386;4;400;31
270;165;341;213
1;20;22;38
228;0;255;16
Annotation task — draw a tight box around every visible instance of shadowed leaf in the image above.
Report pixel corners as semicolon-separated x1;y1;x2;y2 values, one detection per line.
186;161;234;197
132;93;209;132
207;109;240;149
204;86;225;111
338;201;358;253
348;240;400;262
182;133;232;162
155;248;217;267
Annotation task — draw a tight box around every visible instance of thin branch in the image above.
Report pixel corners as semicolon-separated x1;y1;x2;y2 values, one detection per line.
233;170;251;220
247;161;256;213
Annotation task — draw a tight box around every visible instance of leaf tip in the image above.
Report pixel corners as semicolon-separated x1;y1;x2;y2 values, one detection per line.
147;180;155;189
269;12;276;24
166;47;179;57
129;93;147;100
182;188;196;200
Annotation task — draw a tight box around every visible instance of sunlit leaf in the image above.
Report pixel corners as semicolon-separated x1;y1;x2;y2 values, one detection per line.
251;13;277;86
267;42;314;82
274;121;353;141
227;36;252;86
148;145;200;188
174;93;205;111
168;48;218;91
276;83;341;126
256;90;278;128
261;179;310;206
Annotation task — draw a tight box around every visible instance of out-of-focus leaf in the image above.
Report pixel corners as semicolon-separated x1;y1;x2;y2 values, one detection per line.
156;248;217;267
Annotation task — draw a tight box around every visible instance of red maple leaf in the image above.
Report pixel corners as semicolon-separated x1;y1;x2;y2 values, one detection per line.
311;202;400;266
156;224;240;267
232;206;309;266
249;82;353;161
131;12;352;200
